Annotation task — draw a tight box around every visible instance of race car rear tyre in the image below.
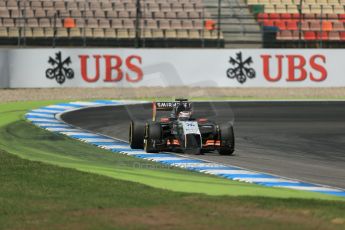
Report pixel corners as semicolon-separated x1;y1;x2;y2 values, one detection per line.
144;122;161;153
129;121;145;149
218;124;235;155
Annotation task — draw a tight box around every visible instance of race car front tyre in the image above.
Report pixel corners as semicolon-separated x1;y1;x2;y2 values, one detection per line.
129;121;145;149
144;122;162;153
218;124;235;155
218;146;234;155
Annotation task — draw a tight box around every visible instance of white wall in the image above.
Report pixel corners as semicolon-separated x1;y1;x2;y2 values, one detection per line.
0;48;343;88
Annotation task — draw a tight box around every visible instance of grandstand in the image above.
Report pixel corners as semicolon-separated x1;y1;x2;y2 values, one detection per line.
250;0;345;47
0;0;223;47
0;0;343;47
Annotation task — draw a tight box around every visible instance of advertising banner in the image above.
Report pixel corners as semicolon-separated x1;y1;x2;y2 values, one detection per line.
0;48;343;88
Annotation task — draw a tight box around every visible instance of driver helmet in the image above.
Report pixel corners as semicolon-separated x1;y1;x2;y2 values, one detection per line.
178;111;192;120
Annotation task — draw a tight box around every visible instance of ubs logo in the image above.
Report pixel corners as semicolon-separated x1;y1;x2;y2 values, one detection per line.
226;52;256;84
46;51;74;84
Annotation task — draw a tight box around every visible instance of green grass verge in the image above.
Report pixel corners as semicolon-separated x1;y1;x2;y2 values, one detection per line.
0;100;345;229
1;150;345;230
0;100;343;200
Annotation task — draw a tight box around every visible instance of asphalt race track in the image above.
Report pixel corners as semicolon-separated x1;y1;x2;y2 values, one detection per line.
61;101;345;189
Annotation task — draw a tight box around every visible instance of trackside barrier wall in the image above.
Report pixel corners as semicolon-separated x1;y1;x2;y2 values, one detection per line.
0;49;344;88
0;50;9;88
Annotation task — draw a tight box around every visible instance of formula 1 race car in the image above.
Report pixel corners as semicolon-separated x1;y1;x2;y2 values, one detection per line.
129;99;235;155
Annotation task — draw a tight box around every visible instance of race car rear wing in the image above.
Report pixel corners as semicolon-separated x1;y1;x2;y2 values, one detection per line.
152;99;192;121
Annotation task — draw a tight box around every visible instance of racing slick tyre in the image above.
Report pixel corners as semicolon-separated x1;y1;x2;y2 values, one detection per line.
218;124;235;155
129;121;145;149
144;122;162;153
